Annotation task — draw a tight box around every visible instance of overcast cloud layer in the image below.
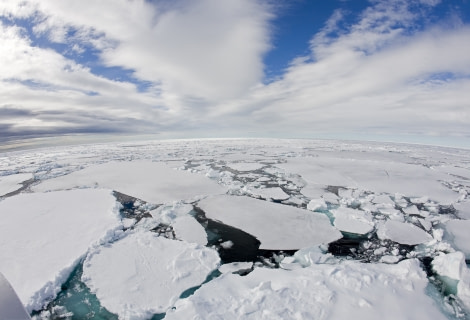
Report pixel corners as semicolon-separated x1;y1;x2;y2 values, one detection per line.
1;0;469;146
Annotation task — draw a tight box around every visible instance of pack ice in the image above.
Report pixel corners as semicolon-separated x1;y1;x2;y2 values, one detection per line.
1;138;469;319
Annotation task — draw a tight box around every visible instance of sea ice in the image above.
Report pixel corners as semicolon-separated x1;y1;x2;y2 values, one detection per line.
444;220;470;259
377;220;432;245
165;259;449;320
307;198;328;212
219;262;253;274
454;201;470;219
247;186;289;201
331;207;375;235
198;195;342;250
0;173;33;196
227;162;265;172
32;161;226;204
82;232;220;319
172;215;208;245
0;189;121;312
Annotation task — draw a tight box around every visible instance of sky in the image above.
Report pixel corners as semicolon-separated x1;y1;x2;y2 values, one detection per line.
1;0;470;148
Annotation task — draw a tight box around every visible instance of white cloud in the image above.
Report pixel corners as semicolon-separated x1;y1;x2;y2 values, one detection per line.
0;0;469;145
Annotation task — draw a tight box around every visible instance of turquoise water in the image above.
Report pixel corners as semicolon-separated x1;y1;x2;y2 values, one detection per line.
32;262;118;320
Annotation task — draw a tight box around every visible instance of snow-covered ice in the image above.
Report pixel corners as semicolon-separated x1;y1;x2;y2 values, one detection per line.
32;161;226;204
377;220;432;245
1;138;470;319
0;173;33;196
82;232;220;319
444;219;470;259
165;259;449;320
331;207;375;235
0;189;121;312
198;195;342;250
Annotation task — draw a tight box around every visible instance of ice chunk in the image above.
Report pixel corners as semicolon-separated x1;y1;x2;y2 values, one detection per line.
0;189;121;312
248;187;289;201
307;198;327;212
219;262;253;274
0;173;33;196
165;259;448;320
377;220;432;245
228;162;264;172
331;207;375;235
293;246;337;267
444;220;470;259
198;195;342;250
432;252;466;282
82;232;220;319
33;161;226;204
454;201;470;220
173;215;207;245
372;194;395;205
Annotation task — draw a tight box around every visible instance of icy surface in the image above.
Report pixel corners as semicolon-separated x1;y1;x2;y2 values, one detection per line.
377;220;432;245
331;207;375;235
165;259;448;320
198;195;342;250
173;215;208;245
0;173;33;196
444;220;470;259
82;232;220;319
32;161;226;204
0;189;121;312
1;138;470;319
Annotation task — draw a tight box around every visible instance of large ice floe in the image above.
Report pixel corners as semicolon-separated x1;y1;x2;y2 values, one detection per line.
0;138;470;319
198;195;342;250
82;232;219;319
0;189;121;312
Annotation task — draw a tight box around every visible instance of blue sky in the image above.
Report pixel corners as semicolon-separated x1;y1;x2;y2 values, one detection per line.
1;0;470;147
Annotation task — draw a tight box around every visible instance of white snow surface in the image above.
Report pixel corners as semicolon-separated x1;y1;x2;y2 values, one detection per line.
227;162;265;172
0;189;121;312
32;161;226;204
165;259;449;320
444;220;470;259
82;232;220;319
277;156;459;205
198;195;342;250
0;173;33;196
172;215;207;245
247;186;289;200
377;220;432;245
331;207;375;235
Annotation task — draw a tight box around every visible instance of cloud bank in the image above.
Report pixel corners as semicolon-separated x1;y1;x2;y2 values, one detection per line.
1;0;469;146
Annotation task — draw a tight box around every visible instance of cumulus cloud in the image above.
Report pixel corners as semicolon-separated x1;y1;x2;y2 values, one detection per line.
0;0;469;146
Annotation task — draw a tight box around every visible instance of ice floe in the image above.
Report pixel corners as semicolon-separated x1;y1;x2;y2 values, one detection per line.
331;207;375;235
82;232;220;319
0;173;33;196
166;259;449;320
0;189;121;312
32;161;226;204
198;195;342;250
443;219;470;259
377;220;432;245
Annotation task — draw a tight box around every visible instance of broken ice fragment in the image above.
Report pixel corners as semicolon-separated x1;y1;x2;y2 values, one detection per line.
331;207;375;235
377;220;432;245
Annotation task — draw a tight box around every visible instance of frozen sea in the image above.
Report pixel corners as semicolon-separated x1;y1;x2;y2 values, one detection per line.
0;138;470;319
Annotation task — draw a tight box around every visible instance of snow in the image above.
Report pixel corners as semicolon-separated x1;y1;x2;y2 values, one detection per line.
0;189;121;312
32;161;226;204
454;201;470;219
277;156;459;205
81;232;220;319
219;262;253;274
172;215;207;245
444;219;470;259
0;173;33;196
247;187;289;200
377;220;432;245
227;162;265;172
307;198;328;212
165;259;449;320
198;195;342;250
331;207;375;235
